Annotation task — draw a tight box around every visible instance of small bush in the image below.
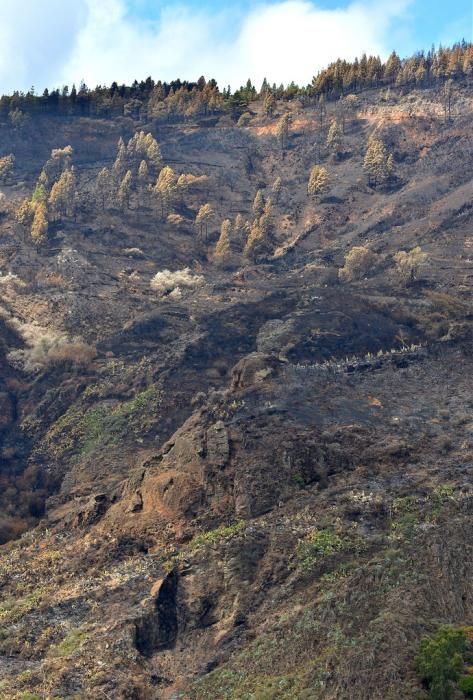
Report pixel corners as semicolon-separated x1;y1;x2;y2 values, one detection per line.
6;318;95;372
0;271;25;288
190;521;246;551
150;267;204;296
296;529;346;572
46;342;97;367
339;246;379;282
167;213;184;226
237;112;252;127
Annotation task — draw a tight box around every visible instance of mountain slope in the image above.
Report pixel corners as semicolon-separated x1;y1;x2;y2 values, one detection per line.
0;76;473;699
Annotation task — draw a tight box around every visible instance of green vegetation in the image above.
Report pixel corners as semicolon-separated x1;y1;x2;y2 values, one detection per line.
459;676;473;697
190;521;246;551
0;589;43;623
389;487;460;540
416;626;473;700
49;626;89;658
45;386;161;458
295;528;365;573
390;495;418;539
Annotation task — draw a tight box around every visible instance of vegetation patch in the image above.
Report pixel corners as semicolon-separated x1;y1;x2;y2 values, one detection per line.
0;589;43;623
45;386;161;458
416;625;473;699
49;626;89;658
295;528;366;573
189;521;246;551
390;486;459;540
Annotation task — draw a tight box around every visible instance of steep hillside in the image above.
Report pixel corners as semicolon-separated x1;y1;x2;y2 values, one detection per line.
0;71;473;699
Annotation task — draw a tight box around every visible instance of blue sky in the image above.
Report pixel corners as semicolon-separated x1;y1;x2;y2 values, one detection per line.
0;0;471;94
129;0;472;49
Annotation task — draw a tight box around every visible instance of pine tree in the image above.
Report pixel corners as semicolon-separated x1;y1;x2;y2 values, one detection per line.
307;166;329;198
271;177;282;204
195;203;214;241
244;219;267;260
96;167;112;209
112;137;127;180
16;199;34;227
232;213;246;248
48;168;76;219
384;51;402;82
317;94;327;127
253;189;265;217
145;134;162;174
261;198;273;229
117;170;133;211
126;133;138;164
276;114;291;150
263;91;276;117
31;202;48;243
214;219;232;265
326;120;344;158
442;79;454;123
363;136;394;187
154;166;177;218
138;160;149;189
344;94;359;118
37;169;49;190
32;183;48;205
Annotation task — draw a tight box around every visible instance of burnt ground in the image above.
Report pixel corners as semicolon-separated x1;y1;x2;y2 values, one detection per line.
0;82;473;698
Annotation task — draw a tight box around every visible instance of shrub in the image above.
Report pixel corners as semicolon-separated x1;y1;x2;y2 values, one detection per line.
296;529;345;572
167;213;184;226
0;271;25;288
394;246;427;285
6;318;94;372
339;246;379;282
415;626;466;700
46;342;97;367
150;267;204;296
190;521;246;551
458;675;473;697
237;112;252;127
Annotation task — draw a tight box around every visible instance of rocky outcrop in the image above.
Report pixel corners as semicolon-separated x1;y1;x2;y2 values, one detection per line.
135;571;178;656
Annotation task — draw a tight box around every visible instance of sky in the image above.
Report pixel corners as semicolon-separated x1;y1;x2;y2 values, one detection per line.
0;0;471;95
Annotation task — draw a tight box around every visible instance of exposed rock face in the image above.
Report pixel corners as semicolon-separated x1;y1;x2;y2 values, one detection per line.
230;352;283;390
135;572;178;656
205;421;229;467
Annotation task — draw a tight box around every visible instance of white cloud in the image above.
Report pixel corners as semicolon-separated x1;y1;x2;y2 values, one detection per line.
0;0;413;94
0;0;88;93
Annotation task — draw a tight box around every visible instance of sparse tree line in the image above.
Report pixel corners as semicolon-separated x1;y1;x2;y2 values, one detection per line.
1;42;471;126
312;42;473;96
